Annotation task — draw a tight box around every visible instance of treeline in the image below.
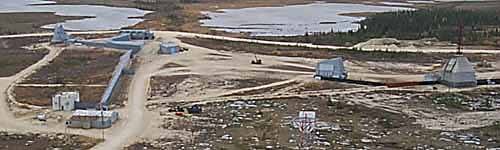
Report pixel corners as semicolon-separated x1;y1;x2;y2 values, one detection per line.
133;0;186;27
259;9;500;47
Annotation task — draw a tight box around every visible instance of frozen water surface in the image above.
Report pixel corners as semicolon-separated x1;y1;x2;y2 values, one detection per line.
0;0;151;31
200;3;414;36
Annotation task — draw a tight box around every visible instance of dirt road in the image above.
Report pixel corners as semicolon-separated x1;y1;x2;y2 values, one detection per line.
91;42;166;150
0;45;63;130
156;31;500;54
2;31;499;54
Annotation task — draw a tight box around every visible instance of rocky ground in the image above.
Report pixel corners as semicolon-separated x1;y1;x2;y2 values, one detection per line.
0;131;101;150
129;95;500;150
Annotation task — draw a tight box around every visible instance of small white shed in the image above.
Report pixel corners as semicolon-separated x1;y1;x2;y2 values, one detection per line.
52;92;80;111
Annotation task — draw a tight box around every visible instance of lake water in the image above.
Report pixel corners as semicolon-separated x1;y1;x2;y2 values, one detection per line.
200;3;414;36
0;0;151;31
379;2;415;6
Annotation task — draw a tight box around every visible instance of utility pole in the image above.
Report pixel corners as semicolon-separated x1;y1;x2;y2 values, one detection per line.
457;17;464;55
100;103;105;140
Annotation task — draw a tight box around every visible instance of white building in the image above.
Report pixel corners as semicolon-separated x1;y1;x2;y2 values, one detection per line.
292;111;316;132
52;92;80;111
315;57;347;80
440;55;477;87
66;110;119;129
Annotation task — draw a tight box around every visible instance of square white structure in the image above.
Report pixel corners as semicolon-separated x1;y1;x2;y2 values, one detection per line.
52;92;79;111
315;57;348;80
440;55;477;87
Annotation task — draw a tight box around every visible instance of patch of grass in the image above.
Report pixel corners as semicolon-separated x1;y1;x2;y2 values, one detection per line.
431;92;468;109
298;81;359;92
0;12;89;35
0;132;102;150
13;86;106;106
0;37;50;77
180;37;498;63
22;48;122;84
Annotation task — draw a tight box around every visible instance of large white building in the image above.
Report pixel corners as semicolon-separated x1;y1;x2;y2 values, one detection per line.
52;92;80;111
66;110;119;129
440;55;477;87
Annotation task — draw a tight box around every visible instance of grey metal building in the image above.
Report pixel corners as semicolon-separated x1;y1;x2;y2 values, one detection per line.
119;30;154;40
51;24;70;43
314;57;347;80
109;33;132;41
159;42;180;54
66;110;119;129
440;55;477;87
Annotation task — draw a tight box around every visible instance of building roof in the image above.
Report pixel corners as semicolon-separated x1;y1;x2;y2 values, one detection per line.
318;57;343;64
51;24;70;43
160;42;179;48
443;55;475;73
70;116;111;121
72;110;116;118
119;29;148;33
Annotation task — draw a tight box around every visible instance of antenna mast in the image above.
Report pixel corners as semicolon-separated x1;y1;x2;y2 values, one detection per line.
457;18;464;55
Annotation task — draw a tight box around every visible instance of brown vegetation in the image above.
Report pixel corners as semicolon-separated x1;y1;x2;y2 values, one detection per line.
108;75;132;107
179;37;500;64
150;75;195;98
0;12;89;35
13;86;106;106
160;62;185;69
138;95;498;149
21;48;122;84
0;37;49;77
296;80;360;92
0;132;101;150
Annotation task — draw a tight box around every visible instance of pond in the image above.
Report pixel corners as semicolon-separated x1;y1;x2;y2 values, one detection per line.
200;2;414;36
0;0;151;31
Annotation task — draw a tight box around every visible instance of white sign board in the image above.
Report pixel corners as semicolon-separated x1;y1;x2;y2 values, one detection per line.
292;111;316;133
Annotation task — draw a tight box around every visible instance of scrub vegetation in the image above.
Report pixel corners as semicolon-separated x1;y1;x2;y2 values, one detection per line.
178;37;499;63
258;8;500;47
0;37;49;77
